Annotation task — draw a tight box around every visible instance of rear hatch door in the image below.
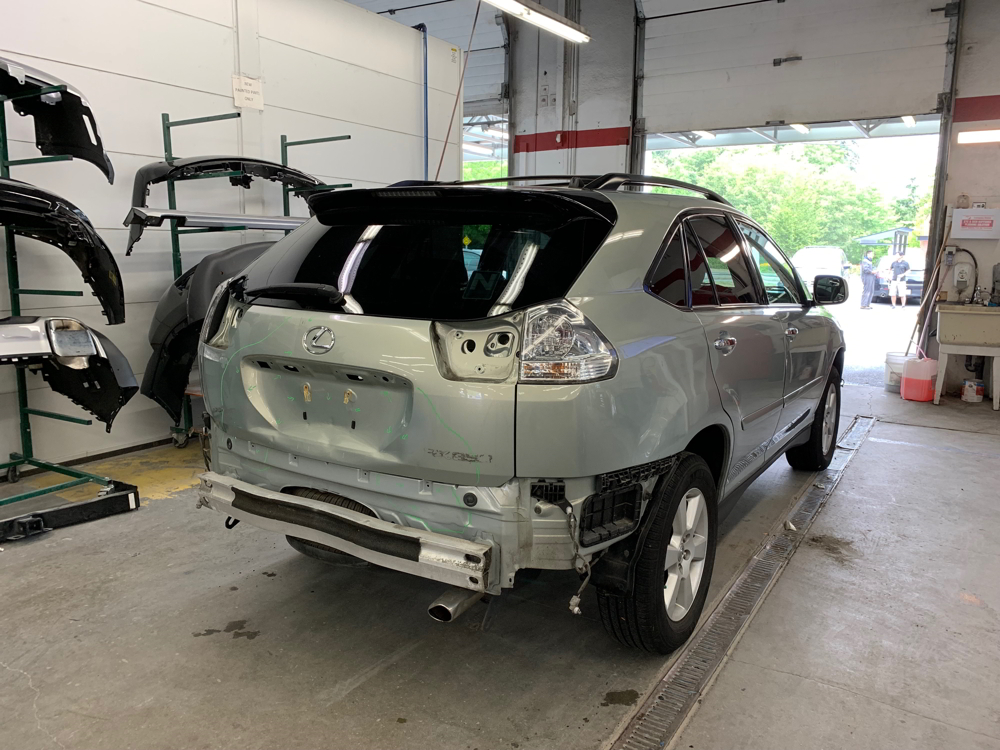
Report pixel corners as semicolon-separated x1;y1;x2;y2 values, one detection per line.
201;187;615;486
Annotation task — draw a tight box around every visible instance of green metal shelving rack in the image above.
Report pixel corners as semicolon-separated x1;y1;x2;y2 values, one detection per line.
279;133;353;217
0;83;139;539
160;110;245;446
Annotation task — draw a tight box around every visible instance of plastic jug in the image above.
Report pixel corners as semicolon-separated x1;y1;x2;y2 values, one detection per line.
900;358;937;402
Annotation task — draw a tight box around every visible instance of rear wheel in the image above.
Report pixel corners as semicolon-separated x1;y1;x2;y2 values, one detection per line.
786;367;841;471
597;453;718;654
284;487;373;567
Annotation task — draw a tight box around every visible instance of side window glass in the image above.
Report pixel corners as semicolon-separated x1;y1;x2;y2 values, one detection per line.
684;222;717;306
648;229;687;307
736;221;801;304
688;216;759;305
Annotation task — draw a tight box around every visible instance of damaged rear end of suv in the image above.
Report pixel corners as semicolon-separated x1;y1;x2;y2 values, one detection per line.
198;185;622;611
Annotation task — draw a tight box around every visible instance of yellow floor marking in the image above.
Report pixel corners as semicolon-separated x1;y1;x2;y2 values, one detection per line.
8;442;205;504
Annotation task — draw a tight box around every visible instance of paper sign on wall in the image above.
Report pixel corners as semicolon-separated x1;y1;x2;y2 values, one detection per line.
952;208;1000;239
232;75;263;110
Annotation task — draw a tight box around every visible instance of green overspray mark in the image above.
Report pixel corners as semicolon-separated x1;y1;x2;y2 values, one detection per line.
401;434;408;440
218;316;292;426
417;387;480;483
287;396;295;401
284;351;292;355
247;385;256;392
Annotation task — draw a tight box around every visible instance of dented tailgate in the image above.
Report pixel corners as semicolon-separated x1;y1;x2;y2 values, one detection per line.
202;305;517;486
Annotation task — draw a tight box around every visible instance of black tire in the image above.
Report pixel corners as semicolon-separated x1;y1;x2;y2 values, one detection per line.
786;367;841;471
284;487;373;567
597;453;718;654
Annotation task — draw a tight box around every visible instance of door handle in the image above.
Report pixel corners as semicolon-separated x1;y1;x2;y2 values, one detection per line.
785;327;799;339
714;333;737;354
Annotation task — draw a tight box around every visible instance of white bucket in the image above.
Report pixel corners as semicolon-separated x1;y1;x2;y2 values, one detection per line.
885;352;914;393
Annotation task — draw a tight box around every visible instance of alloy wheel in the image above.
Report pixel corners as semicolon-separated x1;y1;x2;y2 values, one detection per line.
664;488;709;622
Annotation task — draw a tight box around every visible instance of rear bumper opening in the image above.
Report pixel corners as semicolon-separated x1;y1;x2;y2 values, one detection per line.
198;472;494;592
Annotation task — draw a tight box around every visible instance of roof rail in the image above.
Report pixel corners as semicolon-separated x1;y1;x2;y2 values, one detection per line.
385;173;732;204
387;175;599;189
584;173;732;206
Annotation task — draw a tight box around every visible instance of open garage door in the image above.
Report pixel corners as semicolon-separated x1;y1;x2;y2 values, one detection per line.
641;0;953;134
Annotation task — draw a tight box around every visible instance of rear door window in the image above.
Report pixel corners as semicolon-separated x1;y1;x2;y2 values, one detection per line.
687;215;760;305
242;190;615;320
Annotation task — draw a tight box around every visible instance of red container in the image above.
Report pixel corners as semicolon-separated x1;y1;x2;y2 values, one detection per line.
900;358;937;402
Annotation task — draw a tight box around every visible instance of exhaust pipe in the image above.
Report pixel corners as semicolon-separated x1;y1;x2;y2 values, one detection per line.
428;587;483;623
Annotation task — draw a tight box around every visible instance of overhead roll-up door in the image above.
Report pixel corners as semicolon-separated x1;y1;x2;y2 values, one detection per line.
641;0;951;134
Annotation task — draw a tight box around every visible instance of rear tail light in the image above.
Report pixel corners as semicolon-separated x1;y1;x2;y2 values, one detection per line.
201;280;238;348
519;301;617;383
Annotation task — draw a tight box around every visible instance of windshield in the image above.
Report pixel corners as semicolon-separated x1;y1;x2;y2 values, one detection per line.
241;191;614;320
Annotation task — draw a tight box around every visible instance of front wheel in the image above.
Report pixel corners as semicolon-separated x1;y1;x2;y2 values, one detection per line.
786;367;841;471
597;453;718;654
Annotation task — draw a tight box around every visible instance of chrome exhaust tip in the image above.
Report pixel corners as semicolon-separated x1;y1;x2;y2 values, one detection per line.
427;587;483;623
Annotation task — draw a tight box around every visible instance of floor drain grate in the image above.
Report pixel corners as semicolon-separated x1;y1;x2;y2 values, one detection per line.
610;416;876;750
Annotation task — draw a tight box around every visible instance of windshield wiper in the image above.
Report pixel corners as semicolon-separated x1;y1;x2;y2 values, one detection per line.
242;283;345;306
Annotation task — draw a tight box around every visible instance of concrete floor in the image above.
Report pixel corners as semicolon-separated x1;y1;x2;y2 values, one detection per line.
1;383;995;749
0;428;819;750
674;387;1000;749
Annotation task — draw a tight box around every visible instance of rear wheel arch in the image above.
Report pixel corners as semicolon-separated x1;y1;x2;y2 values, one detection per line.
683;424;729;491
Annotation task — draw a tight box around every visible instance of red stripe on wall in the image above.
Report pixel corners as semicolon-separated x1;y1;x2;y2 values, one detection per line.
953;95;1000;123
513;126;631;153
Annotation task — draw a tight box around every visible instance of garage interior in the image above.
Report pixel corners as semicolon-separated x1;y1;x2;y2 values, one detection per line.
2;1;999;749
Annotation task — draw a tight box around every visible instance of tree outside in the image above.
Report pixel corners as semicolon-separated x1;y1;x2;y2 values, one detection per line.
463;160;507;181
647;141;933;265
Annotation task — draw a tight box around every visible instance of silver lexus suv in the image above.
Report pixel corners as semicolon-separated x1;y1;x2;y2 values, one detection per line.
197;174;847;653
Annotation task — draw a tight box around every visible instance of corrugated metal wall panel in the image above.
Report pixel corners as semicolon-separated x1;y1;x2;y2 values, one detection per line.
642;0;950;133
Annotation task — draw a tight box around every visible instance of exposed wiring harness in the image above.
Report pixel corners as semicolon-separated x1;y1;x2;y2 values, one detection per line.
565;504;592;615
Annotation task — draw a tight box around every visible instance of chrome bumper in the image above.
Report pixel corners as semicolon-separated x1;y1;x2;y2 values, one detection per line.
197;472;493;592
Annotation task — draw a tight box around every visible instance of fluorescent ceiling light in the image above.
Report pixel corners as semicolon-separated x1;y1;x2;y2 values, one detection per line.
957;129;1000;144
485;128;508;139
482;0;590;43
790;123;810;135
693;130;716;140
462;142;493;155
901;115;916;127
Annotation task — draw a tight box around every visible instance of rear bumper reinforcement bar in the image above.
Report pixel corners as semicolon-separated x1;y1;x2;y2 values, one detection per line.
198;471;493;592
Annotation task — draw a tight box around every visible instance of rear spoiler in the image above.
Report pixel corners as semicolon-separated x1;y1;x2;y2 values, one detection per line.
123;208;306;255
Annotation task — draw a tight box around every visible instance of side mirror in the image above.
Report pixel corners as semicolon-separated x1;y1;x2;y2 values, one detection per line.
813;274;848;305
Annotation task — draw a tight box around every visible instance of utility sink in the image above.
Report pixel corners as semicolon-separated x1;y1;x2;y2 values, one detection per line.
937;304;1000;347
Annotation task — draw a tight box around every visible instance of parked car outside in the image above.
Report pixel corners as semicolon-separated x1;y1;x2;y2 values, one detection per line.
875;254;925;302
791;246;850;293
196;175;847;654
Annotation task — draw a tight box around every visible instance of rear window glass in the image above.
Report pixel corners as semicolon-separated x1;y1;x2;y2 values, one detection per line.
242;193;614;320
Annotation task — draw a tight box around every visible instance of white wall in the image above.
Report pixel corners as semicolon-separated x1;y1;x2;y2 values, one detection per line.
1;0;462;463
346;0;507;116
509;0;636;177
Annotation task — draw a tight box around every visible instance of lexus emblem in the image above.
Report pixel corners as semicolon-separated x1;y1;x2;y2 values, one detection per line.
302;326;335;355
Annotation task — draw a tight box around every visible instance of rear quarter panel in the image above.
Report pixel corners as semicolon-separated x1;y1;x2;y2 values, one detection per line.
515;195;732;479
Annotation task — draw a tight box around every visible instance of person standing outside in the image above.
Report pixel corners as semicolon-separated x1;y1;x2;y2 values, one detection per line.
860;249;876;309
890;250;910;308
